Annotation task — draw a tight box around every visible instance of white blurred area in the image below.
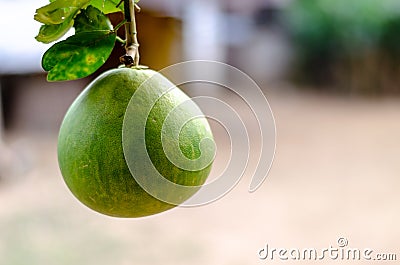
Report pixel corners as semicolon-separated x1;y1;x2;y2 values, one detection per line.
142;0;292;83
0;0;50;74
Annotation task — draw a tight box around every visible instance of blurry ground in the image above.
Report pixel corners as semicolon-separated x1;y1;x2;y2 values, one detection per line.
0;86;400;265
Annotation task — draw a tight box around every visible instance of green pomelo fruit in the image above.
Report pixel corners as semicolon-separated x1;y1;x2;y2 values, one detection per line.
58;67;214;218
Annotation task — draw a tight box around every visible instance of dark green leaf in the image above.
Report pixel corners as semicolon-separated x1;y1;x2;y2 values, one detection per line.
42;31;116;81
74;5;113;33
90;0;124;14
34;0;90;25
35;20;74;44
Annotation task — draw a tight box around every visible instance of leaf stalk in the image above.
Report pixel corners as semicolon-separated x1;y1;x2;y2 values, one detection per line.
121;0;140;66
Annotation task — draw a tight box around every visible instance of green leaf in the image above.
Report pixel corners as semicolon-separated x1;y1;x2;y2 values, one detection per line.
40;6;116;81
34;0;92;43
42;31;116;81
35;20;74;44
74;5;113;33
34;0;90;25
90;0;124;14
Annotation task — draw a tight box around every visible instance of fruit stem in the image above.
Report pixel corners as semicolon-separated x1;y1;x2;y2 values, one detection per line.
121;0;140;66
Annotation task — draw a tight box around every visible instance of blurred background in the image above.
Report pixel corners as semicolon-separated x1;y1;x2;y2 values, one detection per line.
1;0;400;264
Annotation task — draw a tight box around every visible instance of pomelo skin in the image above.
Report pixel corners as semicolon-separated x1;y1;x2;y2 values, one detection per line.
58;67;214;218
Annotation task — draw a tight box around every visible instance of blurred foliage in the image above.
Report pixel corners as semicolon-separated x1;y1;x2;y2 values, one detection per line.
285;0;400;94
